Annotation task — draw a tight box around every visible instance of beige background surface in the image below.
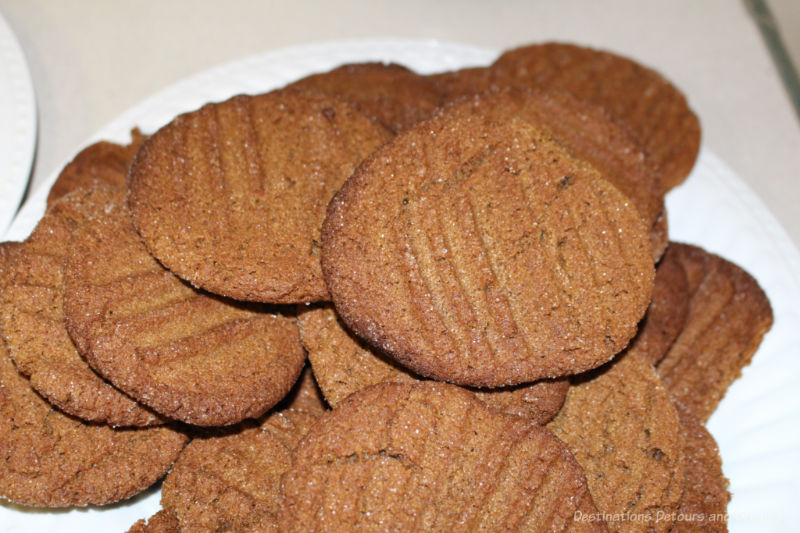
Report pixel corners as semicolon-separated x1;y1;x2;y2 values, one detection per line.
2;0;799;248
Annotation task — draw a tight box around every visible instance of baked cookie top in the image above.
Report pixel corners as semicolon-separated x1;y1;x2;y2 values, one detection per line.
280;381;605;532
548;350;685;533
0;242;188;507
128;89;393;303
162;410;319;532
160;368;325;532
63;195;306;426
492;42;701;191
656;242;773;422
323;110;654;386
429;66;502;104
435;89;667;260
0;188;163;427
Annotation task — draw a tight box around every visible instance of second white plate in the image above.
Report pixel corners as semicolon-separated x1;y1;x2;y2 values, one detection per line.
0;8;36;236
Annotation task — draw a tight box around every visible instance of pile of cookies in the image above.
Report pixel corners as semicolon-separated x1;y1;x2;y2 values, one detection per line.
0;42;773;532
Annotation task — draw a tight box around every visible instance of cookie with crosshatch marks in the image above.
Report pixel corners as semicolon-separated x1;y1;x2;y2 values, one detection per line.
548;350;685;533
433;88;667;260
0;338;188;508
298;304;568;423
0;244;188;507
656;242;773;422
0;188;163;427
286;62;441;133
160;372;324;533
491;42;701;191
127;88;393;304
322;109;654;387
279;381;606;531
62;194;305;426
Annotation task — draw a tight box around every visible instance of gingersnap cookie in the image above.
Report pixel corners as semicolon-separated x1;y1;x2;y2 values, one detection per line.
1;250;189;507
62;196;306;426
161;379;324;533
436;89;667;260
670;403;730;532
322;110;654;387
0;188;163;427
548;350;685;533
128;89;393;304
126;510;179;533
280;381;605;531
286;62;441;133
46;129;146;208
636;244;690;365
491;42;701;191
298;304;567;423
655;243;773;422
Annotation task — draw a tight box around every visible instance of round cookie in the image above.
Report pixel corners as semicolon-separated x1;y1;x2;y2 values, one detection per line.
1;247;189;507
298;304;568;423
280;381;605;531
0;188;163;427
636;244;690;365
436;89;666;260
491;42;701;191
671;403;730;532
286;62;441;133
161;376;324;533
128;89;393;303
656;242;773;422
46;129;146;208
62;195;306;426
322;110;654;387
0;340;188;507
548;350;685;533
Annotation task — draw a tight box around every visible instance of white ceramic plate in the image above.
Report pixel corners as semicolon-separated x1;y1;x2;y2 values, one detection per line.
0;8;36;237
2;39;799;533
